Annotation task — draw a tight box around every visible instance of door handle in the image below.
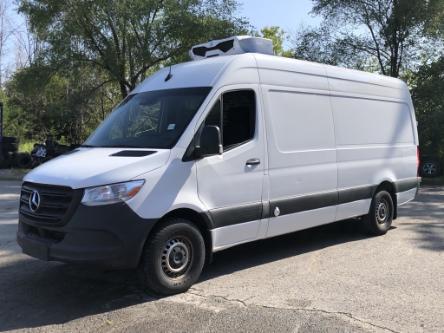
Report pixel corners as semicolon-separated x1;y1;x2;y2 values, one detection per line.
246;158;261;166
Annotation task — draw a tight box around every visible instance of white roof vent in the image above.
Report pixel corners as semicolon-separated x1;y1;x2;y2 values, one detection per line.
189;35;274;60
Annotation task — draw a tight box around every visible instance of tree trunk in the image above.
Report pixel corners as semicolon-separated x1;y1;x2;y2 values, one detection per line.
119;81;128;99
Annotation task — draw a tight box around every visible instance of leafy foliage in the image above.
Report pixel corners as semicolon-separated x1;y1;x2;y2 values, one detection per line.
412;57;444;158
295;0;442;77
6;61;118;143
3;0;247;144
260;26;293;57
20;0;248;98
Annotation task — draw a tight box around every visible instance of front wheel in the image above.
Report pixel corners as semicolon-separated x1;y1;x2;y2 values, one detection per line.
363;190;394;236
139;218;205;295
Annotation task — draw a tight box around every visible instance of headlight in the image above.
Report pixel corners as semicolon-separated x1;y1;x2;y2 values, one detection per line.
81;180;145;206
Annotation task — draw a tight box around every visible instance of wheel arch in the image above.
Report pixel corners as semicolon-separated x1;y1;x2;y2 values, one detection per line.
148;208;214;265
372;181;398;219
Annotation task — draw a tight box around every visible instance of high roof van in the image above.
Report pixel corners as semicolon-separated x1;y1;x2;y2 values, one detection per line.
17;36;420;295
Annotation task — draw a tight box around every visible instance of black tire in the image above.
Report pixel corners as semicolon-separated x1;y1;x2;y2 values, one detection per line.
14;153;32;169
139;218;205;295
363;190;394;236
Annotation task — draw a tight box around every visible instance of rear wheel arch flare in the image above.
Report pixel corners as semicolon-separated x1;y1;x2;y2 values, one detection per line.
373;181;398;219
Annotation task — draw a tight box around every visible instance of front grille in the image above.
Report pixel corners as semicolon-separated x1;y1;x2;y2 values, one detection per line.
19;182;82;226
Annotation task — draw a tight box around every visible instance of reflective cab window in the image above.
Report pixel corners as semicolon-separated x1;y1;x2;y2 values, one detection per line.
222;90;256;150
84;87;211;149
203;90;256;151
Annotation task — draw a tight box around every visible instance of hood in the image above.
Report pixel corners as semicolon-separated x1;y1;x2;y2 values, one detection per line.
24;148;171;189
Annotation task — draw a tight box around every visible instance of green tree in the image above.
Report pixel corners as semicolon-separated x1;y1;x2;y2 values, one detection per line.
20;0;248;98
412;57;444;158
425;0;444;37
295;0;441;77
411;11;444;158
7;0;248;143
0;89;11;136
260;26;292;57
6;60;119;143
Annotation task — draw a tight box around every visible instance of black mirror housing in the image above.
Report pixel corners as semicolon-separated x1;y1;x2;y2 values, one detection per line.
197;125;222;157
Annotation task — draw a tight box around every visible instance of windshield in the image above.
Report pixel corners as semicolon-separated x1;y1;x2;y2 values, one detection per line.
84;87;211;149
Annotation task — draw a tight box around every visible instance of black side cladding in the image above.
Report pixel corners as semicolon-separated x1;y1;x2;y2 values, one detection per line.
209;202;262;228
208;179;419;228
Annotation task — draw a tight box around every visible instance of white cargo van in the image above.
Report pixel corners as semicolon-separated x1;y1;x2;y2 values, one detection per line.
17;36;419;295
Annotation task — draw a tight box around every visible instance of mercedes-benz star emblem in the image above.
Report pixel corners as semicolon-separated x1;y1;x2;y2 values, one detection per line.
29;190;41;212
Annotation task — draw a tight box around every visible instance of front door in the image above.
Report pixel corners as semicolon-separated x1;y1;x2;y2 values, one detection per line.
196;86;266;250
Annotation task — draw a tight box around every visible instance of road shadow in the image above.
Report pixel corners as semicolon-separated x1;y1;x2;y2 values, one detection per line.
201;218;369;282
0;218;368;331
398;187;444;252
0;259;152;331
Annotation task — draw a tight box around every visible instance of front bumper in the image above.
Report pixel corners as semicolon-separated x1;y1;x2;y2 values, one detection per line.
17;202;156;269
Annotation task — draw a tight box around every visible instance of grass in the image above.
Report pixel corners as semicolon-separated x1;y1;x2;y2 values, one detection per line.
19;141;35;153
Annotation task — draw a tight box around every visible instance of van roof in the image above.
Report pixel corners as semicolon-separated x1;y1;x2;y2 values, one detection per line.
132;54;256;94
133;53;408;100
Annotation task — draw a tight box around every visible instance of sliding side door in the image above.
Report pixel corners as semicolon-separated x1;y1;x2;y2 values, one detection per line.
262;85;337;238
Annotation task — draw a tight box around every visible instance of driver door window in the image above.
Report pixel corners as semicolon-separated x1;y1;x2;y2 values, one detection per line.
204;90;256;152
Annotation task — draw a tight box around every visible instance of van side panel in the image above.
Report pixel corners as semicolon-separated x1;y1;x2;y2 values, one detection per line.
260;83;337;238
324;65;406;99
329;89;418;220
331;98;414;146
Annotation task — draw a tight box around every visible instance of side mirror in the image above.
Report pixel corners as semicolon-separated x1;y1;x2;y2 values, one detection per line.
196;125;222;157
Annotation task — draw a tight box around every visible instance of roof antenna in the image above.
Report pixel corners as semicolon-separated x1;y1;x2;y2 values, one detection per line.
164;65;173;82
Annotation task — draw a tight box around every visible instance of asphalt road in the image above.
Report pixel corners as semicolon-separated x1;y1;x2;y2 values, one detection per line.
0;180;443;333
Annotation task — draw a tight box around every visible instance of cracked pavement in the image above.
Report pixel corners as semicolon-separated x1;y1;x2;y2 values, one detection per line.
0;180;443;332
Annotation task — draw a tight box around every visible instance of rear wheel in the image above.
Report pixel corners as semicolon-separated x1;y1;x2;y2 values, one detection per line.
421;161;440;177
139;218;205;295
363;190;394;236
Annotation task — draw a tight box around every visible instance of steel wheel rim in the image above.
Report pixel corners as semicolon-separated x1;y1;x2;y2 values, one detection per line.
423;163;437;175
375;198;390;224
161;237;192;278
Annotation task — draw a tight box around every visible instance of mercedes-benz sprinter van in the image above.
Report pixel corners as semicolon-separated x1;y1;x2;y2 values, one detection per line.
17;36;420;295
